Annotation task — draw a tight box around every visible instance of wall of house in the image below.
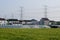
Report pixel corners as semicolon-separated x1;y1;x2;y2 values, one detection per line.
0;20;7;25
44;21;49;25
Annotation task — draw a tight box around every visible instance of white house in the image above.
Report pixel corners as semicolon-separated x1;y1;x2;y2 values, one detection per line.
0;18;7;25
7;19;19;25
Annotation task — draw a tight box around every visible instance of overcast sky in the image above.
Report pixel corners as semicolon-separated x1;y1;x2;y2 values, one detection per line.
0;0;60;21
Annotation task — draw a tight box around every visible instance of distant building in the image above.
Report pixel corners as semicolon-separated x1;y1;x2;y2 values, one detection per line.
19;20;32;25
49;20;56;25
7;19;19;25
19;19;38;25
30;19;38;25
39;18;49;25
0;18;7;25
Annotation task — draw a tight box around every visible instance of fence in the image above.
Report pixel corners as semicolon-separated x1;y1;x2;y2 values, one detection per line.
0;24;50;28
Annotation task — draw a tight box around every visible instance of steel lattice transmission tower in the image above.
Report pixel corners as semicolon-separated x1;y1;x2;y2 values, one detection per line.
44;5;47;18
20;7;23;20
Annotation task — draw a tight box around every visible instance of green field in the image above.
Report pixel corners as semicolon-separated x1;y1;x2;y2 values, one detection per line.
0;28;60;40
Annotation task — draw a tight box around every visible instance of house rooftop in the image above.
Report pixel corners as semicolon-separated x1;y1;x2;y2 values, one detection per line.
31;19;37;21
19;20;32;22
41;18;49;20
0;18;5;20
19;19;37;22
7;19;18;21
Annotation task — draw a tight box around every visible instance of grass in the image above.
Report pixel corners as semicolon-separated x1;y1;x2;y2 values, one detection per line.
0;28;60;40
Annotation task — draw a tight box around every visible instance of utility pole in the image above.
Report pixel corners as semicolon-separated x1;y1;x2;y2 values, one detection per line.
44;5;47;18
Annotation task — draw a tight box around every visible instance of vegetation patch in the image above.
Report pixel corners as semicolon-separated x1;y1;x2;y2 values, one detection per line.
0;28;60;40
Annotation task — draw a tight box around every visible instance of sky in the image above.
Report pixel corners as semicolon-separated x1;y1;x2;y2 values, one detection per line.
0;0;60;21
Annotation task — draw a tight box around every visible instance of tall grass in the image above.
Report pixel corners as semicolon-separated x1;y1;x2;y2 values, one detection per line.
0;28;60;40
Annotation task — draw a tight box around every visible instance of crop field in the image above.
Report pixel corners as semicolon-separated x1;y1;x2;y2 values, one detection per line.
0;28;60;40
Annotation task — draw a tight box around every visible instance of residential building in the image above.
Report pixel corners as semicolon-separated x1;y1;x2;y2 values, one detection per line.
0;18;7;25
19;19;38;25
39;18;49;25
7;19;19;25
